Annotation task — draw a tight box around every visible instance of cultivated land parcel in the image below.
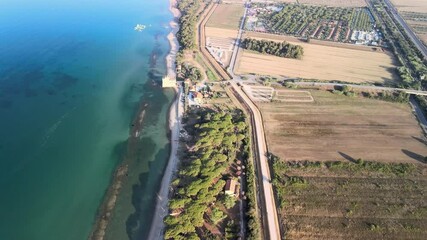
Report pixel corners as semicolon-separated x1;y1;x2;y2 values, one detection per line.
205;3;244;67
272;159;427;239
236;32;398;83
391;0;427;45
256;0;366;7
258;89;427;239
260;90;427;163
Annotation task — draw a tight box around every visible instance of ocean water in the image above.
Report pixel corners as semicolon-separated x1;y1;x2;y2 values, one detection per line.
0;0;174;239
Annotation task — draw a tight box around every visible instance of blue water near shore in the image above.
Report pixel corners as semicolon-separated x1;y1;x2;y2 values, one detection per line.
0;0;173;239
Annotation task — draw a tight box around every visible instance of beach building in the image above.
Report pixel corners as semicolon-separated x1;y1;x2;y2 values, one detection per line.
162;75;177;88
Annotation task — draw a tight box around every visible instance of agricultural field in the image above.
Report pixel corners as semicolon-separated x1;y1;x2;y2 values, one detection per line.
392;0;427;45
391;0;427;13
299;0;366;7
205;3;244;67
246;3;378;44
272;159;427;239
206;3;245;30
236;32;398;84
258;89;427;163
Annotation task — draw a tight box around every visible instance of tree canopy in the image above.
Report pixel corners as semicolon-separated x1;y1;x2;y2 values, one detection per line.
164;111;248;239
242;38;304;59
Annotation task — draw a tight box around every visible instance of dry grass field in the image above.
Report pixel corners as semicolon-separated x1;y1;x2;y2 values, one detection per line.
259;90;427;163
273;160;427;239
236;32;398;84
205;3;243;67
206;3;244;30
299;0;366;7
391;0;427;44
391;0;427;13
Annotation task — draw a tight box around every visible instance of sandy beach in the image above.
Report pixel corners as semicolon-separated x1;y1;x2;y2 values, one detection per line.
166;0;181;80
147;0;182;239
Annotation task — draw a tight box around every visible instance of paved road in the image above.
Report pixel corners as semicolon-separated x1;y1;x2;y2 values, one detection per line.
231;82;281;240
228;2;248;78
410;97;427;135
383;0;427;59
292;81;427;96
227;2;281;239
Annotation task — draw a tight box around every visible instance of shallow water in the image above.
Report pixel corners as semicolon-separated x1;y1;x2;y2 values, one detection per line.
0;0;173;239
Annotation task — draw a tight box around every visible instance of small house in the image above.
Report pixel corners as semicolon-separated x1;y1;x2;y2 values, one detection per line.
224;179;238;196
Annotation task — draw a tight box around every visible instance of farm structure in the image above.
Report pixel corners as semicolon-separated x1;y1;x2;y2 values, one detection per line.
245;3;380;44
258;89;427;163
236;32;398;84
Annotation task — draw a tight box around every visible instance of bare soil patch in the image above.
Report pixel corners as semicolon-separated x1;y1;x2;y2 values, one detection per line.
260;90;427;163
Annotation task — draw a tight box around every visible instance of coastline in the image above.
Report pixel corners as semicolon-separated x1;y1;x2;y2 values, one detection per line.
147;0;182;239
166;0;181;80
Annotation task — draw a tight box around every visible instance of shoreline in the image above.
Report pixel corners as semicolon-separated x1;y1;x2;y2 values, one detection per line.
88;102;149;240
166;0;181;80
147;0;182;239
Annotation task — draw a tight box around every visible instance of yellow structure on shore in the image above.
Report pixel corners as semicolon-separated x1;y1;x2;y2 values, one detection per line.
162;76;176;88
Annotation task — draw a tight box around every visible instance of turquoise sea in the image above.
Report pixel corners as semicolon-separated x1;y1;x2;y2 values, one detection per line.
0;0;174;239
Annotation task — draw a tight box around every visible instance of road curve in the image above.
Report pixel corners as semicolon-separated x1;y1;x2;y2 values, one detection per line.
383;0;427;59
231;82;281;240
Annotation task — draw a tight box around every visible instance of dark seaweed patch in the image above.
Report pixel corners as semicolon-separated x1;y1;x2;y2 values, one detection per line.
25;89;38;98
0;67;45;96
46;89;57;96
51;72;78;91
0;99;13;109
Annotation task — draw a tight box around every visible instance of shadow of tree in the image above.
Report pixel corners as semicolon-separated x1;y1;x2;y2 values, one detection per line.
402;149;426;164
412;136;427;145
338;151;356;163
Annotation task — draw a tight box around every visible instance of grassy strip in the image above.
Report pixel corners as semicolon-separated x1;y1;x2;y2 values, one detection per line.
195;52;220;81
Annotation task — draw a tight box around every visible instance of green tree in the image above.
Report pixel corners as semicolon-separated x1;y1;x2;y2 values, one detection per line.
210;207;226;224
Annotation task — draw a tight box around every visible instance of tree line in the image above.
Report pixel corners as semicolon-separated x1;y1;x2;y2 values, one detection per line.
177;0;201;50
241;38;304;59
